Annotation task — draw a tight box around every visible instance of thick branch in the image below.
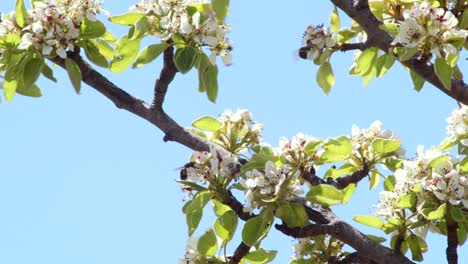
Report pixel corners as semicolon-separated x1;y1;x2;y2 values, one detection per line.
331;0;468;104
151;45;178;109
228;242;251;264
447;215;458;264
338;42;368;51
276;204;414;264
222;191;253;221
50;51;213;153
332;163;369;189
330;252;376;264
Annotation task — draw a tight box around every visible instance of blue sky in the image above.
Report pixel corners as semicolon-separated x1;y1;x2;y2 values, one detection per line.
1;0;467;263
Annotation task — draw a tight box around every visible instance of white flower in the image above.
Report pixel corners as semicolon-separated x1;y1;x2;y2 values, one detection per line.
446;104;468;141
392;17;426;48
178;236;199;264
301;25;336;61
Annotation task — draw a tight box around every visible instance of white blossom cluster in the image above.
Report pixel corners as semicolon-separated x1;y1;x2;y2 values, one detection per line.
178;236;199;264
1;0;108;59
301;25;336;60
184;147;239;185
240;161;303;213
446;104;468;144
291;236;344;263
277;132;321;167
391;1;468;58
376;145;468;219
130;0;233;65
213;109;263;152
351;121;405;159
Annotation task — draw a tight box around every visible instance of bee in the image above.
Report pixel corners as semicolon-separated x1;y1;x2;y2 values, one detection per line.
178;162;196;181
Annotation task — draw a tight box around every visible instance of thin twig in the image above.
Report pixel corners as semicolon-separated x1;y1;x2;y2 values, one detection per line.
151;45;178;110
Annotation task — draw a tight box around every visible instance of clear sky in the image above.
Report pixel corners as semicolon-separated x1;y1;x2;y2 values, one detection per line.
1;1;467;263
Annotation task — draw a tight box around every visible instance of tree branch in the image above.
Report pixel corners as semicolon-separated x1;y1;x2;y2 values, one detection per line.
330;252;377;264
151;45;178;110
447;215;458;264
276;203;414;264
222;190;253;221
338;42;368;51
331;163;370;189
228;242;251;264
330;0;468;104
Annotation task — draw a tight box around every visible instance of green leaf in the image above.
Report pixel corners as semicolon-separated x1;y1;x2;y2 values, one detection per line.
41;63;57;82
369;169;380;190
110;36;141;73
242;213;273;246
459;157;468;174
22;57;43;90
212;199;231;217
434;57;452;90
353;215;384;228
428;155;449;168
212;0;230;23
80;18;106;39
379;23;399;36
371;138;401;154
95;39;114;59
307;184;343;206
83;40;108;68
303;139;322;155
196;51;211;92
407;234;423;261
384;175;396;191
192;116;221;131
130;17;149;40
183;190;211;214
458;223;467;245
241;248;277;264
396;192;416;209
330;6;340;32
186;209;203;236
201;64;219;102
174;46;197;74
375;54;395;79
383;158;403;172
342;183;356;204
324;163;356;179
0;34;22;48
109;12;146;25
449;206;465;223
197;228;218;256
132;43;168;68
3;78;18;102
366;234;387;243
241;153;276;174
16;84;42;97
316;62;335;95
276;202;309;228
214;210;238;242
423;203;447;220
410;70;425;91
354;47;378;76
15;0;28;28
320;136;352;163
65;58;82;94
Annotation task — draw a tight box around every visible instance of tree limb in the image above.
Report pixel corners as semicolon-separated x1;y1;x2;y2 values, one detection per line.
447;215;459;264
330;0;468;104
276;203;414;264
338;42;368;51
151;45;178;110
228;242;251;264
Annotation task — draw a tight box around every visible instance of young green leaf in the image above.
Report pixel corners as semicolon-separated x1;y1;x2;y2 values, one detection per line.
342;183;356;204
109;12;146;25
22;57;44;90
183;190;211;214
110;36;141;73
212;0;230;23
422;203;447;220
369;169;380;190
83;40;108;68
16;84;42;97
200;64;219;103
316;62;335;95
371;138;401;154
3;79;18;102
174;46;197;74
41;63;57;82
275;202;309;228
330;6;340;32
213;210;238;242
407;234;423;261
353;215;384;228
197;228;218;256
307;184;343;206
410;70;425;91
192;116;221;131
95;39;114;59
355;47;378;76
15;0;28;28
133;43;168;68
80;18;106;39
241;248;277;264
434;57;452;90
375;54;395;79
186;209;203;236
384;175;396;191
242;214;272;246
396;192;416;209
65;58;82;94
